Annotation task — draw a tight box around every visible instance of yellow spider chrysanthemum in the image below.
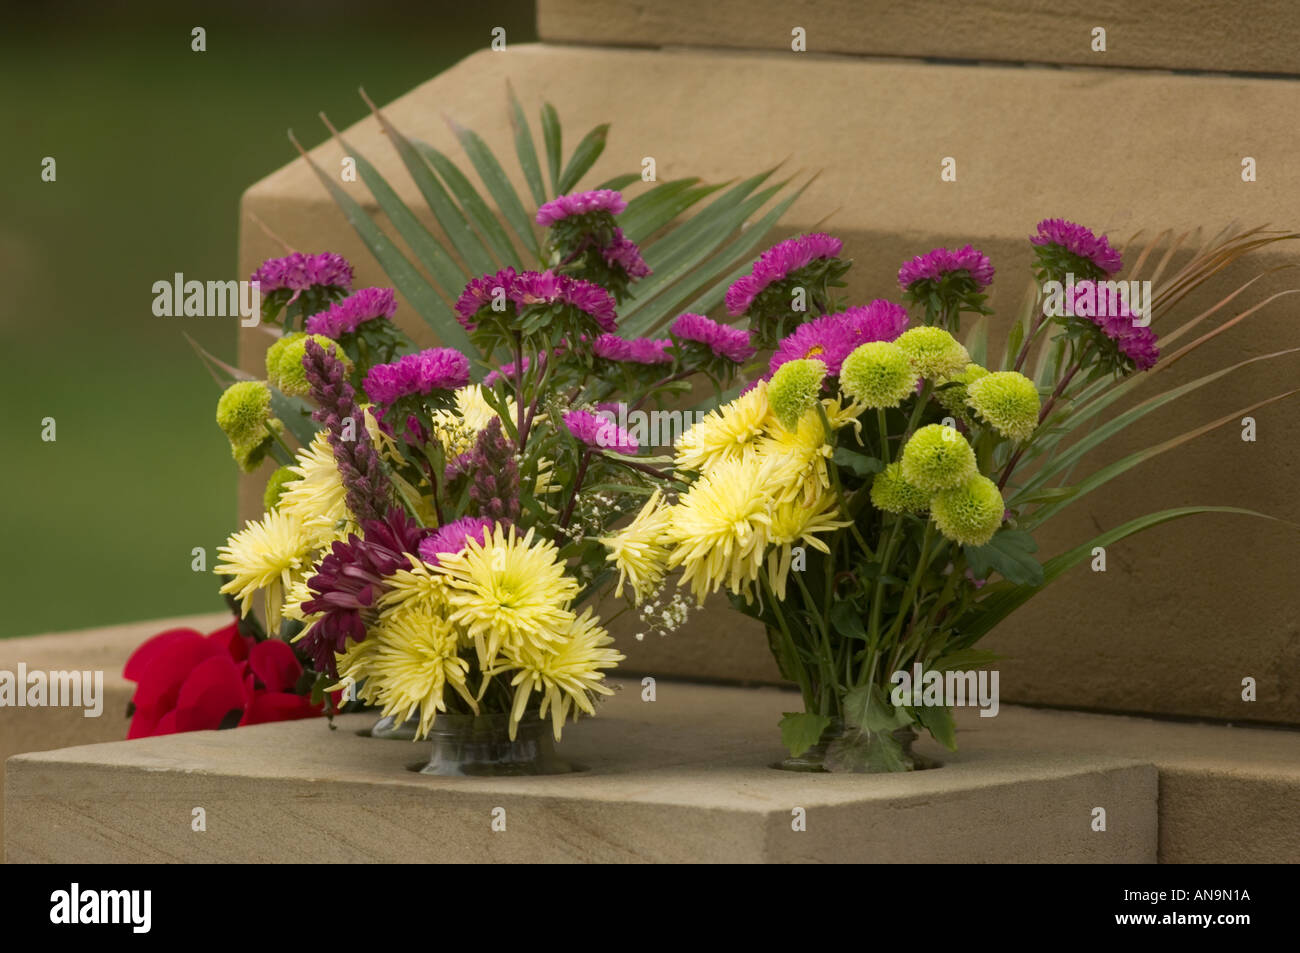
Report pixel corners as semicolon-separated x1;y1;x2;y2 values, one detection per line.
281;575;317;624
765;492;851;599
674;381;771;473
378;558;453;622
362;404;405;465
755;408;835;504
666;454;775;605
277;431;355;546
430;385;517;458
492;609;623;740
600;488;674;604
335;605;477;740
433;523;579;667
215;508;312;633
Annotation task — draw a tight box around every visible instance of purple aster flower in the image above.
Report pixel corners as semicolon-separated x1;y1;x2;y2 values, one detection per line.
670;313;756;364
418;517;495;566
898;245;995;291
841;300;910;347
1069;281;1159;371
454;267;518;331
593;333;673;365
601;228;652;279
251;252;353;303
501;271;619;333
306;287;398;337
363;348;471;405
724;233;844;316
769;302;908;376
564;408;639;454
1031;219;1123;277
536;189;628;227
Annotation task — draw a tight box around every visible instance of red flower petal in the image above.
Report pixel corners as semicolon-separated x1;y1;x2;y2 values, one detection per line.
172;655;247;733
128;632;225;722
207;620;250;662
123;627;204;682
240;692;324;726
249;639;303;694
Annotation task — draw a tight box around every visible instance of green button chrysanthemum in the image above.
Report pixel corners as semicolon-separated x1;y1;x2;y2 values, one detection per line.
894;326;970;379
768;358;827;429
270;333;349;398
231;419;284;474
930;474;1005;547
839;341;919;409
935;363;989;419
265;331;306;383
263;465;299;511
869;461;931;514
216;380;273;446
965;371;1040;441
900;423;977;491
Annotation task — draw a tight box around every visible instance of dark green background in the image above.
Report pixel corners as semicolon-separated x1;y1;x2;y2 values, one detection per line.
2;2;536;637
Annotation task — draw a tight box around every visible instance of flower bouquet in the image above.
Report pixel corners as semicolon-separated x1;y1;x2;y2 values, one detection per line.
603;222;1298;773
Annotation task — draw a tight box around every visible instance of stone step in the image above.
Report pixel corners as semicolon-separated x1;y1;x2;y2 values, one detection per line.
538;0;1300;75
7;678;1163;863
236;43;1300;723
0;612;232;855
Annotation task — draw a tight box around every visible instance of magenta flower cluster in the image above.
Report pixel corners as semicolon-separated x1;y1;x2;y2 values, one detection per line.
1032;219;1123;276
563;409;639;454
898;245;995;291
724;233;843;316
454;268;618;333
535;189;628;227
769;301;909;376
593;333;673;365
251;252;353;300
1070;282;1159;371
670;313;756;364
418;516;495;566
363;348;471;405
306;287;398;337
601;227;652;278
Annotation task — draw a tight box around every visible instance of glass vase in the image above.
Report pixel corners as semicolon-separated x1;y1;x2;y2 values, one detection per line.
777;718;938;773
368;713;420;740
417;710;578;777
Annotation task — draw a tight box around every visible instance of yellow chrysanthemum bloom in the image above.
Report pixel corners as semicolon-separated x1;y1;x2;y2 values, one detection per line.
277;431;355;547
433;524;579;668
492;609;623;740
674;381;771;473
215;508;312;633
335;604;478;740
281;575;317;624
755;407;837;504
666;454;775;605
379;557;452;620
765;492;851;600
601;489;674;604
430;385;518;459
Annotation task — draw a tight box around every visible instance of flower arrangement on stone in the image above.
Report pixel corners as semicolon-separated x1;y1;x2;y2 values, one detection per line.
603;221;1298;772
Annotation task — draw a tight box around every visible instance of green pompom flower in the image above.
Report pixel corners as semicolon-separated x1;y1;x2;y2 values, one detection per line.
894;326;970;379
768;358;827;429
966;371;1040;441
216;381;273;446
870;461;931;514
930;474;1005;546
839;341;919;409
900;423;977;491
265;332;306;384
270;333;348;398
263;465;300;510
935;363;989;419
231;419;284;474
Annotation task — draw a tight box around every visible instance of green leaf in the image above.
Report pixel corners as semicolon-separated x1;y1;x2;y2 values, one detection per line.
930;648;1002;671
557;122;609;195
779;711;832;757
594;172;641;191
841;684;911;733
828;600;867;641
964;529;1043;587
914;705;957;751
541;103;562;195
413;139;523;269
290;131;473;353
506;82;547;208
964;315;989;367
832;447;882;478
268;387;318;449
446;118;541;259
620;178;720;244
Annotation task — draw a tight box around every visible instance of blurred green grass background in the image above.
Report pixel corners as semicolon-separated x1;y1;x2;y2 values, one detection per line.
1;2;536;637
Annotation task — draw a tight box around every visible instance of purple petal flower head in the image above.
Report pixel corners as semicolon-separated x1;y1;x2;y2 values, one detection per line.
536;189;628;226
564;408;639;454
898;246;995;291
418;517;495;566
769;301;908;376
500;271;619;333
593;333;673;365
454;267;518;332
1069;281;1160;372
251;252;353;303
363;348;471;405
670;313;756;364
306;287;398;337
601;227;652;279
1031;219;1123;277
725;233;844;316
298;507;429;677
